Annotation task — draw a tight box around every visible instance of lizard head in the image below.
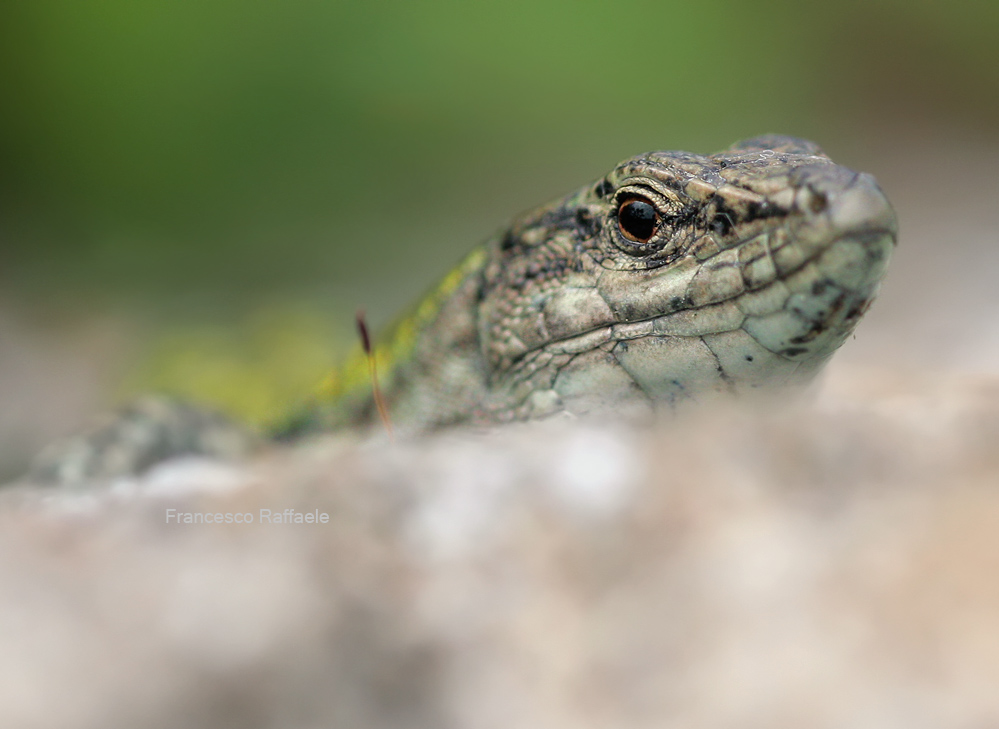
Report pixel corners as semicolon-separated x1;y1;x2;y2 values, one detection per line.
479;135;897;419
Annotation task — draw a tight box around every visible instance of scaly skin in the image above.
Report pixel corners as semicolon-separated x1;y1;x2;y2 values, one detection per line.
281;134;896;436
29;135;896;485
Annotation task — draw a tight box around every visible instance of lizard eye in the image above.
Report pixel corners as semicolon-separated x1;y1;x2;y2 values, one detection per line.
617;197;659;243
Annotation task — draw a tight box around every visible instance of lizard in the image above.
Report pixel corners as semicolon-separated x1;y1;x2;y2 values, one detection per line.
28;135;896;486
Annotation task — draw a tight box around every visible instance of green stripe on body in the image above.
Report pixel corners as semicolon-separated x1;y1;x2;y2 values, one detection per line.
272;245;487;436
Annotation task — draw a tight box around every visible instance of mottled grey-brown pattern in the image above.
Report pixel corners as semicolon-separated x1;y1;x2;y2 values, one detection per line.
310;134;896;432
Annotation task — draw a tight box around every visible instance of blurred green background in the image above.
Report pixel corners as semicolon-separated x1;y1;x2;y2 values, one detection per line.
0;0;997;464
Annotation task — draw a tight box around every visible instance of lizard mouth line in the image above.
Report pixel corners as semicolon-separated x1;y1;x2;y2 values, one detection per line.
508;225;894;374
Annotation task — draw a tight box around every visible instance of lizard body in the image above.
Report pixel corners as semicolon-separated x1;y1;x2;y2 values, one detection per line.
29;135;896;485
279;134;895;436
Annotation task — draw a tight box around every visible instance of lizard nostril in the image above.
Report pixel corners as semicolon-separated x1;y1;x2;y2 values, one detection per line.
808;189;828;214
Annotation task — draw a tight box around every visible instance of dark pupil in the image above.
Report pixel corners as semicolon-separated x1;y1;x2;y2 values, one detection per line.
618;200;657;242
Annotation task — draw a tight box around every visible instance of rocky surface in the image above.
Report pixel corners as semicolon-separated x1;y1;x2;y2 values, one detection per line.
2;365;998;729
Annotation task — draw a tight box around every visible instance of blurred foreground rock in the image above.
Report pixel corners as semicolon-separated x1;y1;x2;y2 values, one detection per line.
2;363;999;729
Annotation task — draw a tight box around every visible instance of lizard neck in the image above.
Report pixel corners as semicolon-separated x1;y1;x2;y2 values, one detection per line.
271;245;490;438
